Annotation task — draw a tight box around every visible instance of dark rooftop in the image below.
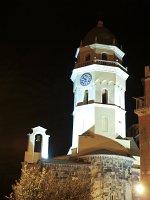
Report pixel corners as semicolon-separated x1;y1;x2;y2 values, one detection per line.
82;20;117;46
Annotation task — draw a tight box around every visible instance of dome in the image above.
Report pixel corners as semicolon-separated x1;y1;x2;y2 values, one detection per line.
82;20;117;46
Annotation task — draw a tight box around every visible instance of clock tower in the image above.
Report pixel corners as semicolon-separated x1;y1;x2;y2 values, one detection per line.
70;21;128;153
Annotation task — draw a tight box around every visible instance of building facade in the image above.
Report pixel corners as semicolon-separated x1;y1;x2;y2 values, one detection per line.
135;66;150;200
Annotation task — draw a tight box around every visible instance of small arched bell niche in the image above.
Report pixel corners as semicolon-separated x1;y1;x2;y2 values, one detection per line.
101;53;108;60
24;126;50;163
34;134;42;152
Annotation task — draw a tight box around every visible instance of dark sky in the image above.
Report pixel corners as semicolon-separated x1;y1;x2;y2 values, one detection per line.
0;0;150;198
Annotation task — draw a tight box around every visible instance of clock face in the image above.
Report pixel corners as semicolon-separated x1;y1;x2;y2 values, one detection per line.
80;73;92;86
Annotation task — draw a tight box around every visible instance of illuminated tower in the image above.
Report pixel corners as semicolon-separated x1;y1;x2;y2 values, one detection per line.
24;126;50;163
135;66;150;200
70;21;128;153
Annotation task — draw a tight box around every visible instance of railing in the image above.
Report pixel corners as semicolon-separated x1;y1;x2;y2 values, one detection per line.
135;96;150;110
75;59;127;72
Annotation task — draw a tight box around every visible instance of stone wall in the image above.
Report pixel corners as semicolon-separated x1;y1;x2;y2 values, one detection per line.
84;154;133;200
41;154;139;200
131;168;140;200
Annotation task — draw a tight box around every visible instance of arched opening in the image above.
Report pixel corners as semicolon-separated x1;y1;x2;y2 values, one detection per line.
102;89;108;104
83;90;88;104
34;134;42;152
101;53;108;60
85;54;91;62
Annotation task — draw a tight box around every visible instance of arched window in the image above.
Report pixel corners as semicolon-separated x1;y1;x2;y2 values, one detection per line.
101;53;108;60
34;134;42;152
83;90;88;104
85;54;91;62
102;89;108;104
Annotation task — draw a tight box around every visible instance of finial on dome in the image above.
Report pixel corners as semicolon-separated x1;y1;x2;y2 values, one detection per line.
80;40;83;47
113;38;116;45
97;20;103;27
95;36;98;43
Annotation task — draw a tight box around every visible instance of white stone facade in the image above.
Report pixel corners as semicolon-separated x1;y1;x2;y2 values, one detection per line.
70;44;128;151
85;155;133;200
24;126;50;163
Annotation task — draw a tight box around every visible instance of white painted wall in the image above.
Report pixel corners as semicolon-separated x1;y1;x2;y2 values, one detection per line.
24;126;50;163
69;44;128;153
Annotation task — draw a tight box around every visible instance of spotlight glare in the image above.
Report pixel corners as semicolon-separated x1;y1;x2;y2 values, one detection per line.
135;183;144;195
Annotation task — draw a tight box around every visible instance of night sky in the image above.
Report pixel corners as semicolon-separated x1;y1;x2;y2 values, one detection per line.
0;0;150;198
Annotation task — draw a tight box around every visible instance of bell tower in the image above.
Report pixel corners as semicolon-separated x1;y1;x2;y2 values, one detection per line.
24;126;50;163
70;21;128;153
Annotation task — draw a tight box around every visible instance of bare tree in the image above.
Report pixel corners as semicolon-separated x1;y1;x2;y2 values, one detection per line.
7;163;92;200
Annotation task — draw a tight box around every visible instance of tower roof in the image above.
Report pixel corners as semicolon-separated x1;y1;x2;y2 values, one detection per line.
78;131;131;157
82;20;117;46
